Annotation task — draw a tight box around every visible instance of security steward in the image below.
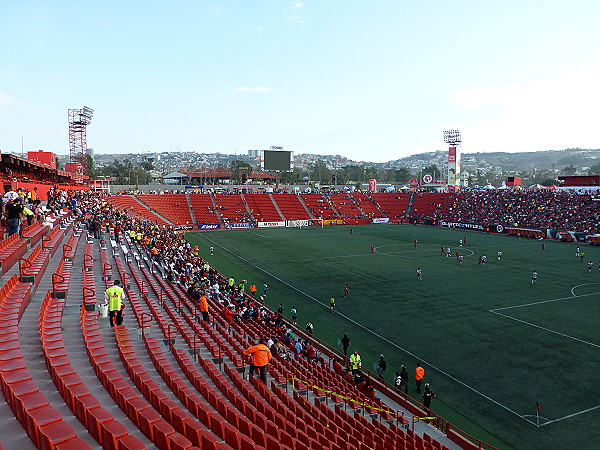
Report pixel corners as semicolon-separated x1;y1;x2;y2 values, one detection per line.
349;350;362;376
243;339;272;383
106;280;125;327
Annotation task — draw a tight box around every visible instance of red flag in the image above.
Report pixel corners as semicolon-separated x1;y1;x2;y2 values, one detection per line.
536;402;541;411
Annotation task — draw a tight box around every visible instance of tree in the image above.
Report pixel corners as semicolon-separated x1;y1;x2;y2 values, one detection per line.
310;160;331;184
422;164;441;180
562;164;576;175
394;168;412;183
228;160;252;184
86;154;96;179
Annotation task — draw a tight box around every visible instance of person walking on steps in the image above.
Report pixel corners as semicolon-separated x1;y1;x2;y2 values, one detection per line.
106;280;126;327
244;339;272;383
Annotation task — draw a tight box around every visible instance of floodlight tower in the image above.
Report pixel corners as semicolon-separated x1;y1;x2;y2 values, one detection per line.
68;106;94;175
443;129;461;192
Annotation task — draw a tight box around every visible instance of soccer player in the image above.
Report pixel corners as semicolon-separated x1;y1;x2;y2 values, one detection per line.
576;247;580;258
209;246;214;255
371;244;375;254
414;239;417;248
446;247;451;258
343;284;349;298
477;256;483;266
497;251;502;261
531;271;538;284
541;242;545;252
588;261;594;273
459;239;463;247
458;255;463;265
440;245;445;256
329;296;336;312
481;255;487;265
416;268;422;280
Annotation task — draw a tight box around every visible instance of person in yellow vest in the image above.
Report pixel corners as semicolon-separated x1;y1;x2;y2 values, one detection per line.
105;280;126;327
22;206;35;226
136;231;142;242
349;350;362;376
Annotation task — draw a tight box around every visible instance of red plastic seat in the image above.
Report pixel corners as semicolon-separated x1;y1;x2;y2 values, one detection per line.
101;419;129;450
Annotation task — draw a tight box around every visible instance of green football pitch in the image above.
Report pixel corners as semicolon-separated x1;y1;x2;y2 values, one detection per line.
185;224;600;450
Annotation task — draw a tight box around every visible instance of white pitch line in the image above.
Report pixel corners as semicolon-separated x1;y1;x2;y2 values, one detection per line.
489;290;600;312
490;311;600;348
540;404;600;426
202;235;537;427
571;282;600;297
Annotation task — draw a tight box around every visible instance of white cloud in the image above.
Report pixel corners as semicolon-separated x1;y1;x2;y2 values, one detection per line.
0;92;16;106
289;1;305;23
210;4;221;14
231;86;274;94
256;26;265;32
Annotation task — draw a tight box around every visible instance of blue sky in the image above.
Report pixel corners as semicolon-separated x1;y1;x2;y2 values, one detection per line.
1;1;600;162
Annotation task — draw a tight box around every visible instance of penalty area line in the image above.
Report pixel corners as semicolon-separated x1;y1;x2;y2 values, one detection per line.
489;311;600;349
204;235;538;427
489;290;600;312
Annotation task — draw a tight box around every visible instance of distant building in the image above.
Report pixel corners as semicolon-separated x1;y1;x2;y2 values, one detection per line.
558;175;600;186
28;150;57;169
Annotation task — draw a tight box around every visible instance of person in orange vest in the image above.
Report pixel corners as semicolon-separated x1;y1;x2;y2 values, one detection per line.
249;283;257;297
151;246;159;262
415;363;425;393
199;292;209;322
243;338;272;383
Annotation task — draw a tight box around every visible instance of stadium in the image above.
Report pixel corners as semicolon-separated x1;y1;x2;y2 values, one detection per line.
1;144;599;450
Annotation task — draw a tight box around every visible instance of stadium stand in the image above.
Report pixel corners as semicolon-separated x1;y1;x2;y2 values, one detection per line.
188;193;220;225
349;192;385;218
411;193;453;218
213;193;253;224
301;193;339;219
108;195;171;226
244;193;283;222
328;193;365;219
271;194;312;221
424;190;600;233
3;188;540;449
370;193;412;221
136;194;194;226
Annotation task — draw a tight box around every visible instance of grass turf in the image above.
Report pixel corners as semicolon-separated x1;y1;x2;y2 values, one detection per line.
185;224;600;450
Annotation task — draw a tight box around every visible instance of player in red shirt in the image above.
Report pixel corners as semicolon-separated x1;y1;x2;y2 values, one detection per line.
414;239;418;248
371;245;375;254
343;284;349;298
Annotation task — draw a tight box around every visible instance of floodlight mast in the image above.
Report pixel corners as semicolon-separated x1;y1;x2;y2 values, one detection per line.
443;129;461;192
68;106;94;176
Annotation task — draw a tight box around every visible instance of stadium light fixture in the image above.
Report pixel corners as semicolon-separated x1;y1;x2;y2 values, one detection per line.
443;129;461;144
